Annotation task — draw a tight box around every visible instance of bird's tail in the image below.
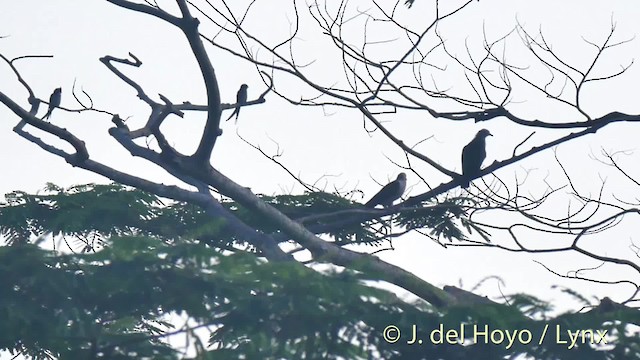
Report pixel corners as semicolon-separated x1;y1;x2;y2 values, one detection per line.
43;109;53;120
460;176;470;189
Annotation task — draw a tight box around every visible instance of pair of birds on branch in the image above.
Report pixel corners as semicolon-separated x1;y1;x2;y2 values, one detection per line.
45;84;249;123
364;129;493;207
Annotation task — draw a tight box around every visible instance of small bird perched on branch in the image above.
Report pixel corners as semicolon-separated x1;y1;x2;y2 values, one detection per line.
43;87;61;119
461;129;492;188
365;173;407;208
226;84;248;123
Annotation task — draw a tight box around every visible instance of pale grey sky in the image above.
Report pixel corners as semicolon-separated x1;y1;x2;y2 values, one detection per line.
1;0;639;336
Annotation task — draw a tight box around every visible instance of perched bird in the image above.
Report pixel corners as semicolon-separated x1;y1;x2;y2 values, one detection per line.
461;129;492;188
43;87;62;119
226;84;248;122
365;173;407;208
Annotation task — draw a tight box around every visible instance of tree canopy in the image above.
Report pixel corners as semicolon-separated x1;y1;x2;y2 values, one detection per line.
1;184;639;359
1;0;640;359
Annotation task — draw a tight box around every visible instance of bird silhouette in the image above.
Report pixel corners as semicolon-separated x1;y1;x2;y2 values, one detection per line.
226;84;248;123
365;173;407;208
461;129;492;188
43;87;61;119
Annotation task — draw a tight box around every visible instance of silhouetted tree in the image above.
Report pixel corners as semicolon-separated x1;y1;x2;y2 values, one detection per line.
1;0;639;358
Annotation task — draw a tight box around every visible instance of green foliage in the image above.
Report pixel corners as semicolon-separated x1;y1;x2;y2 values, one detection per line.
1;184;474;250
395;199;478;243
1;184;639;359
251;192;477;246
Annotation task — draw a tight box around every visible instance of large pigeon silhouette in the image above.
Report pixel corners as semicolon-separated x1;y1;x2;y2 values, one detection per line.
461;129;492;188
365;173;407;208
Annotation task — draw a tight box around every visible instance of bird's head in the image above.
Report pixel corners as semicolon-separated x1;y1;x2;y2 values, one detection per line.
240;84;248;90
477;129;492;138
397;173;407;182
54;87;62;94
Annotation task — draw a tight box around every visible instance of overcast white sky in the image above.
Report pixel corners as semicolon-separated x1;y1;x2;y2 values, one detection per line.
1;0;640;331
